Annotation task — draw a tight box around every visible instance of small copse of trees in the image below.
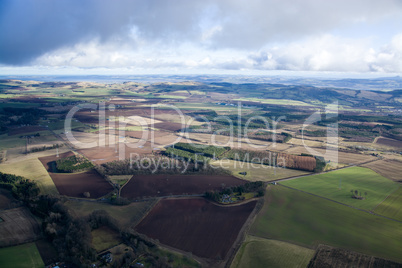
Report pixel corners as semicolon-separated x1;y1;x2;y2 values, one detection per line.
0;171;39;203
56;155;94;173
350;189;367;200
205;181;265;203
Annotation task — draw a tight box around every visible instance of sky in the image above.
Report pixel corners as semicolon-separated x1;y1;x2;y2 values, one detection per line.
1;0;402;76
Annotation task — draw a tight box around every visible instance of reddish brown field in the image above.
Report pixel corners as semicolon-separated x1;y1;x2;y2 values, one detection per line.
153;121;183;132
135;198;257;259
376;137;402;148
39;152;113;198
8;125;46;136
121;174;245;199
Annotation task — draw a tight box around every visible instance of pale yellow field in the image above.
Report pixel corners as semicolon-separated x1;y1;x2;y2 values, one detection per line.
210;159;310;181
288;138;323;147
0;158;58;195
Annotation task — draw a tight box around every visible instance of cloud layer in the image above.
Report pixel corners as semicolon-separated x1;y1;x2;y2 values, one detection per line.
1;0;401;73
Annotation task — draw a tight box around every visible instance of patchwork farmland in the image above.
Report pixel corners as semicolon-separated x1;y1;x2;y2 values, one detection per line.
1;78;402;267
250;186;402;263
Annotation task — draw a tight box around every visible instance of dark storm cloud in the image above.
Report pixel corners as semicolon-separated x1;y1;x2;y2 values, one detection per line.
0;0;136;64
0;0;401;65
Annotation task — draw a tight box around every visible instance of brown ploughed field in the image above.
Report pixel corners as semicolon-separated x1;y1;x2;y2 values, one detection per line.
376;137;402;148
135;198;257;259
7;125;47;136
39;152;113;198
120;174;245;199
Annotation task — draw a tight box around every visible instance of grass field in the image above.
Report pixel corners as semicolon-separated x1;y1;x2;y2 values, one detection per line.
0;134;26;149
65;199;155;228
281;167;398;210
91;226;121;252
0;242;44;268
210;159;310;181
108;175;132;187
152;248;201;268
374;186;402;221
231;235;314;268
250;185;402;263
0;158;58;195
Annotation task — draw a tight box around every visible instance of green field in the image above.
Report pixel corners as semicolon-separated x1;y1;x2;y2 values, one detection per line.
210;159;310;181
65;199;155;228
0;242;44;268
231;235;314;268
374;186;402;221
0;134;26;149
91;226;121;252
281;167;398;210
250;185;402;262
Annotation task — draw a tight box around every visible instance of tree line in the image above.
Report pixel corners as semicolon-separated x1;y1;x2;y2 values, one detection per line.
205;181;265;203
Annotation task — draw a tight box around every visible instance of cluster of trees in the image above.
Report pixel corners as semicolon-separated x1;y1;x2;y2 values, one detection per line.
171;142;229;158
0;167;186;267
350;189;367;200
2;107;45;126
34;196;101;266
205;181;265;202
98;158;230;176
0;171;40;203
164;147;210;163
249;131;292;143
28;143;64;154
118;232;162;268
56;155;94;173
